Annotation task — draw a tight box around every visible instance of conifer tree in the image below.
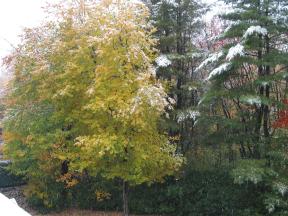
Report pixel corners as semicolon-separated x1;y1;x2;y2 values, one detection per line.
197;0;288;213
151;0;205;153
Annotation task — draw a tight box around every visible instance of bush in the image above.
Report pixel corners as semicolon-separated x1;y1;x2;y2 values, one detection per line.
71;176;122;211
0;161;25;188
18;167;265;215
56;168;264;215
128;169;264;216
25;178;70;214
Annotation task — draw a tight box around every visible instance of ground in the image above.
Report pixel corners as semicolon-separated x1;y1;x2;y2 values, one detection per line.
46;210;146;216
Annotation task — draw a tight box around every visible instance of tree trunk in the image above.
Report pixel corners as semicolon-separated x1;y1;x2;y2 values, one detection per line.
61;160;69;207
123;180;129;216
263;33;270;138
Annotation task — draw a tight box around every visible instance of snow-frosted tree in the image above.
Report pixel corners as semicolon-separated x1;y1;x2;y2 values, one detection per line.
197;0;288;213
3;1;183;214
151;0;206;153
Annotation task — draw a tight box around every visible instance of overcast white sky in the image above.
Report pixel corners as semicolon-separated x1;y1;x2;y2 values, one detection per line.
0;0;222;76
0;1;48;59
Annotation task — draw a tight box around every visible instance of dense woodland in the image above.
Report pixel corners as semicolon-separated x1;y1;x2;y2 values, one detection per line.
1;0;288;215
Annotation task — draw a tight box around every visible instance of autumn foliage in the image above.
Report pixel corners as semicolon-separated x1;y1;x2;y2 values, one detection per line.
273;99;288;128
2;0;182;212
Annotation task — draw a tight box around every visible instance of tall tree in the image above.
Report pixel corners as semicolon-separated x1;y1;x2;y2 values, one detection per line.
197;0;288;213
3;0;183;214
67;1;183;215
151;0;205;153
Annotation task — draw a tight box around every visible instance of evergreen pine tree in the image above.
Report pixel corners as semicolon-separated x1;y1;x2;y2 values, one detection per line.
197;0;288;213
151;0;206;153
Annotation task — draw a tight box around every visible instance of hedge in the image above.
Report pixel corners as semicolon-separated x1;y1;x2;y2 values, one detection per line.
0;161;25;188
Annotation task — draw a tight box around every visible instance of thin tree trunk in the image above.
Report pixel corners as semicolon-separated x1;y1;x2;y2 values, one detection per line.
263;33;270;138
61;160;69;207
123;180;129;216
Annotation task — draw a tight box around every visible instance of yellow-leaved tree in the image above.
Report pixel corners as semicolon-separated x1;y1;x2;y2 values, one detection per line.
3;0;183;215
67;1;183;215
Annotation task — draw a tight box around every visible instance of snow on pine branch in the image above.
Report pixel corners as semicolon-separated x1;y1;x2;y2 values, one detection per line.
275;182;288;197
277;43;288;53
164;52;203;61
226;44;245;61
160;0;178;7
241;95;262;106
270;2;288;25
153;0;178;12
156;55;172;68
207;63;231;80
195;51;224;72
198;25;269;81
223;21;241;35
243;26;268;38
177;109;200;123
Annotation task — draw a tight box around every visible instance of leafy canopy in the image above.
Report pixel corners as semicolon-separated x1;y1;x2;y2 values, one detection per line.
3;0;183;208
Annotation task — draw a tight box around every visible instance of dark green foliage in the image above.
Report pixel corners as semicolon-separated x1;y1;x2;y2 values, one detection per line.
151;0;206;153
17;162;277;215
62;167;266;216
197;0;288;214
71;176;122;211
129;169;265;216
0;161;25;188
25;178;70;214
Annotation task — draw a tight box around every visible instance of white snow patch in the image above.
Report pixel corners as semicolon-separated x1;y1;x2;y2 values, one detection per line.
163;0;178;7
260;81;269;87
243;26;268;38
188;86;197;91
226;44;245;61
268;205;275;214
177;109;200;123
154;0;178;9
242;96;262;106
276;183;288;197
277;43;288;53
222;8;245;16
131;84;174;113
195;51;224;72
270;3;288;25
246;97;261;105
197;97;205;106
156;55;172;68
207;63;231;80
223;21;241;35
188;52;203;59
0;193;31;216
